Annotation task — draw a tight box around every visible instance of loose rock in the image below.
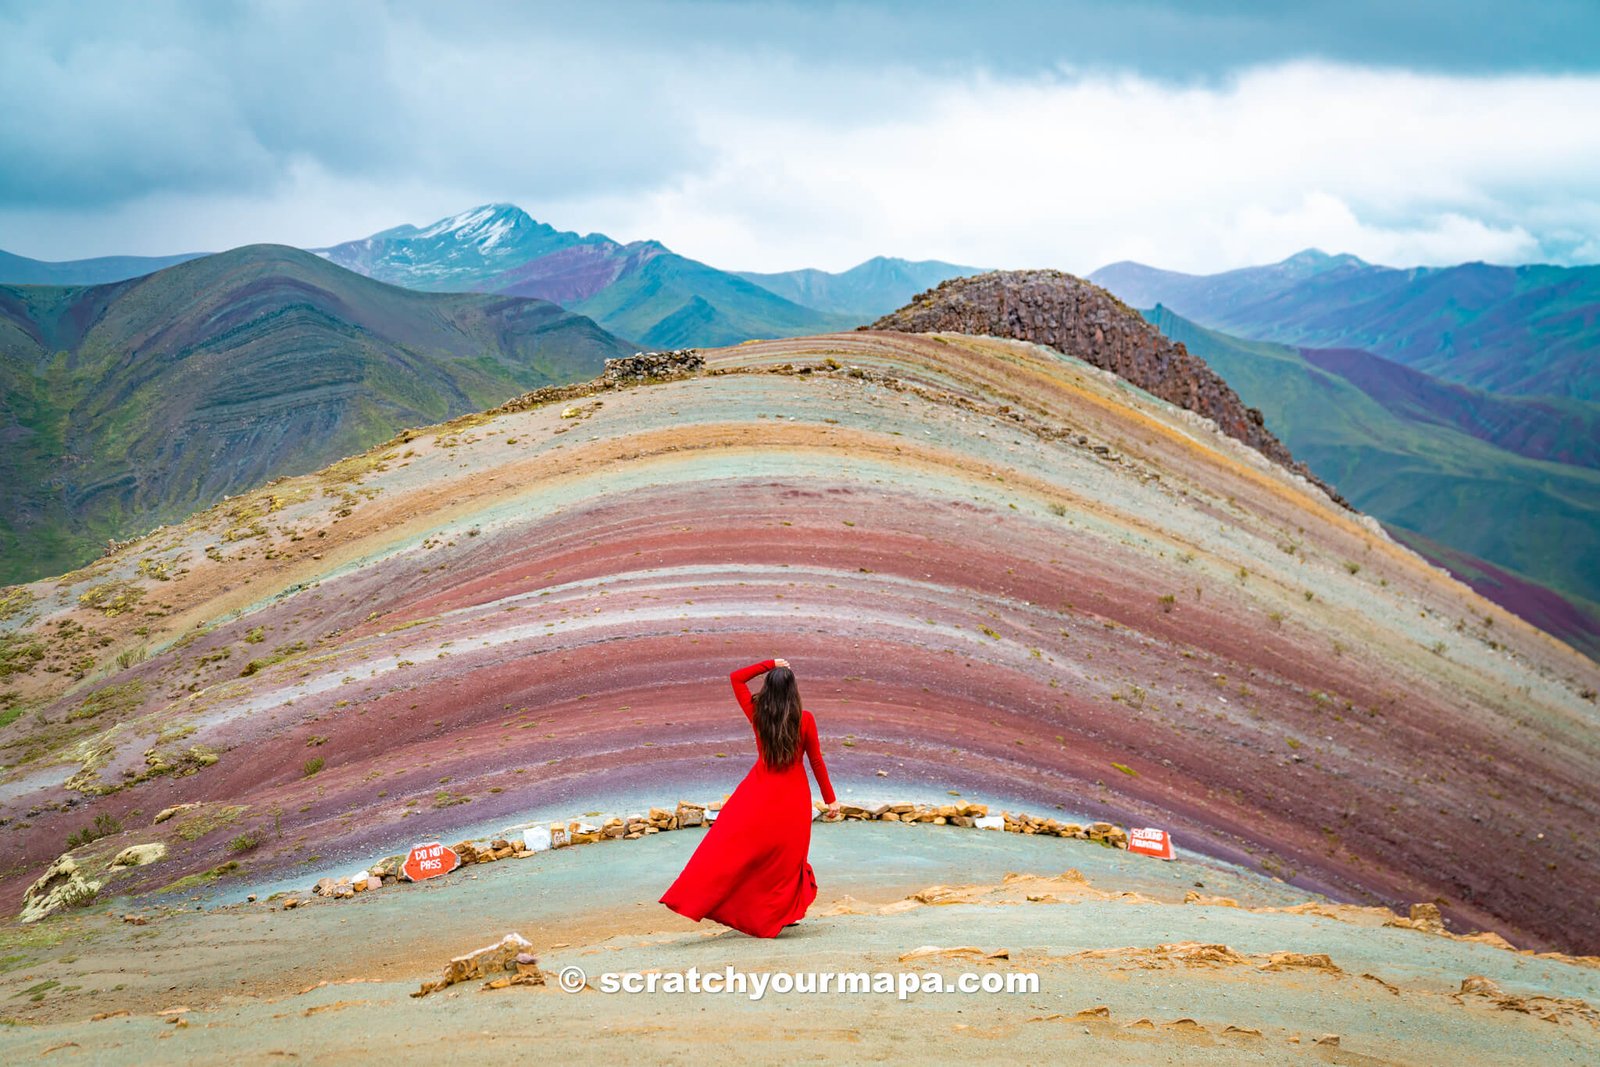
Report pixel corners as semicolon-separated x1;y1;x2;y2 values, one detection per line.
19;855;102;923
412;933;540;997
111;843;168;868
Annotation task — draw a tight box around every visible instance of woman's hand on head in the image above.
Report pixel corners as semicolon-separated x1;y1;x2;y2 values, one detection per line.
773;658;789;669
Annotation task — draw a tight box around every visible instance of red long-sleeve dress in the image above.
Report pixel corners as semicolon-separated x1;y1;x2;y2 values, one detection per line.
659;660;837;938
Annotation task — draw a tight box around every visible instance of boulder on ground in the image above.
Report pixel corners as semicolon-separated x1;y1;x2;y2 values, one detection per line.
412;933;539;997
111;843;168;868
153;803;201;825
20;855;102;923
1384;901;1446;935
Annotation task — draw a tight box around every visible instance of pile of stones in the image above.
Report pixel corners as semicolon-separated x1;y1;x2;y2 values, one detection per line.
491;350;704;416
835;801;989;825
1001;812;1131;847
601;349;704;383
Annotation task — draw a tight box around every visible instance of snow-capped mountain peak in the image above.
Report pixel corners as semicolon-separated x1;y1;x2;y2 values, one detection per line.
416;203;531;248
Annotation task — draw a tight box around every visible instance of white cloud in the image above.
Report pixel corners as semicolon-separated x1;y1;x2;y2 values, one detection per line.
581;62;1600;272
3;56;1598;274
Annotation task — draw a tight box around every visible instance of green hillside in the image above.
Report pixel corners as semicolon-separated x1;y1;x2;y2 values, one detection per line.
0;245;633;585
1148;307;1600;656
571;252;854;348
1097;252;1600;400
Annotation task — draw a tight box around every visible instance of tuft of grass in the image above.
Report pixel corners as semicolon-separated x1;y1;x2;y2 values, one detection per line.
1158;594;1176;613
432;791;471;809
241;640;308;677
65;812;123;850
302;756;325;778
78;581;145;616
21;978;62;1000
157;860;241;895
1344;561;1361;575
227;830;262;854
67;680;145;722
0;587;38;622
57;883;98;911
1111;762;1139;777
174;804;246;842
0;634;46;680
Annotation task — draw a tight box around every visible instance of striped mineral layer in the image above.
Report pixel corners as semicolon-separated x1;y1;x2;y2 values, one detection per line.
1;332;1597;955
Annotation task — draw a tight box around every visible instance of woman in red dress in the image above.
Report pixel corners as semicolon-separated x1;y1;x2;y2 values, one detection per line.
660;658;839;937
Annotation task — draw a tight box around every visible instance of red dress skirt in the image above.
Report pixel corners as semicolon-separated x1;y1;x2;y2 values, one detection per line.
660;660;836;938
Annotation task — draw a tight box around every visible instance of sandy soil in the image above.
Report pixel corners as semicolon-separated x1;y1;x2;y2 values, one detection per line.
1;822;1595;1064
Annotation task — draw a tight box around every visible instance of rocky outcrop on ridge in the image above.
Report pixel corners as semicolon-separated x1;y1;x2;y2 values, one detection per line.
868;270;1346;507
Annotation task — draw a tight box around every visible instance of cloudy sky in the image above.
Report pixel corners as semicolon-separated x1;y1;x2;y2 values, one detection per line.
3;0;1599;274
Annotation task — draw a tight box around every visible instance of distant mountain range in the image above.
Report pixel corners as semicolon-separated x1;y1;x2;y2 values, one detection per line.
314;204;976;347
1145;308;1600;656
737;257;981;320
1091;250;1600;400
0;246;207;286
0;245;631;584
0;205;979;350
3;219;1595;656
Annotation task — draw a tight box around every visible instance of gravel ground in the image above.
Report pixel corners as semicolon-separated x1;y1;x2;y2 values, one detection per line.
2;822;1595;1064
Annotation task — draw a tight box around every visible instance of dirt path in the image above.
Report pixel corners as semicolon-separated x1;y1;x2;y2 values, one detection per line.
2;824;1595;1063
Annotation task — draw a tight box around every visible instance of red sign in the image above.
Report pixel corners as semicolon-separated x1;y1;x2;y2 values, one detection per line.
401;842;461;882
1127;827;1175;860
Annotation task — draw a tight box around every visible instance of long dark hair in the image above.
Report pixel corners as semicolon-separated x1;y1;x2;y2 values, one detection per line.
754;666;802;770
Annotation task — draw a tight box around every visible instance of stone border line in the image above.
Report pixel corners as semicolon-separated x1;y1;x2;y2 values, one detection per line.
291;800;1136;905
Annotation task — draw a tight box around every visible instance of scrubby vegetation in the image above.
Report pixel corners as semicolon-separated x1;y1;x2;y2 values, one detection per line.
0;587;37;622
0;635;46;683
240;640;308;676
158;860;241;895
65;812;122;850
173;805;246;842
66;680;144;722
228;829;263;854
77;581;145;616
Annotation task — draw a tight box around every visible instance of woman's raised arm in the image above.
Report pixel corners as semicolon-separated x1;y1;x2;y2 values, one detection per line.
802;713;836;806
729;660;775;722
